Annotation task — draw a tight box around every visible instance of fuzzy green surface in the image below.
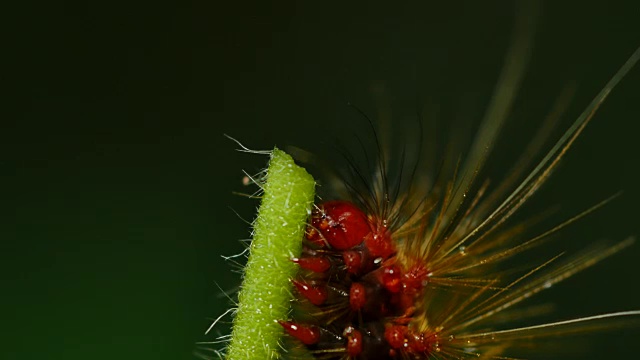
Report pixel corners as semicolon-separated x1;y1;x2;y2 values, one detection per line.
226;149;315;360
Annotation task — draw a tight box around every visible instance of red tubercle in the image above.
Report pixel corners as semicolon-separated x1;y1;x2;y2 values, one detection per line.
342;250;363;274
292;280;328;306
306;201;371;250
349;282;367;311
278;320;321;345
406;330;437;356
292;256;331;273
402;262;429;293
381;265;402;293
384;324;407;349
364;229;395;259
343;326;363;357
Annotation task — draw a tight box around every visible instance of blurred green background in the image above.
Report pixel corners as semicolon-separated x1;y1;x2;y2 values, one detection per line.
4;1;640;359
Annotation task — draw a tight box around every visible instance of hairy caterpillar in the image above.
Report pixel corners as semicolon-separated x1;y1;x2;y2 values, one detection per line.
203;2;640;359
273;45;640;359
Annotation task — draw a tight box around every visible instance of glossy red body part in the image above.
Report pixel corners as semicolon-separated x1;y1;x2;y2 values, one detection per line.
384;324;407;349
406;331;435;355
364;230;395;259
293;280;328;306
381;265;402;293
349;282;367;311
342;250;363;274
278;321;321;345
344;326;363;357
306;201;371;250
402;262;429;293
292;256;331;273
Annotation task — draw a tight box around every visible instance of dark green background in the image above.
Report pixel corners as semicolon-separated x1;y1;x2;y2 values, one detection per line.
4;1;640;359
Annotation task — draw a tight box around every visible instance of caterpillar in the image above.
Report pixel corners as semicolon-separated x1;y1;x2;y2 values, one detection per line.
204;2;640;359
278;44;640;358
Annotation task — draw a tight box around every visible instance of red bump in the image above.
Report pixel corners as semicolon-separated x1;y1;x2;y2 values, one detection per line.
403;263;429;293
344;326;363;357
292;280;328;306
292;256;331;273
309;201;370;250
342;250;362;274
408;333;428;353
384;325;407;349
349;282;367;311
407;331;435;355
382;265;402;293
364;230;395;259
278;320;320;345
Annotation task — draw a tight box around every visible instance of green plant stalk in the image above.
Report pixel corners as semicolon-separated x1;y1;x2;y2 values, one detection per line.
226;148;315;360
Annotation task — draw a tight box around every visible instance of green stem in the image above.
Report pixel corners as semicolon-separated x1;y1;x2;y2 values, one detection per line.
226;148;315;360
